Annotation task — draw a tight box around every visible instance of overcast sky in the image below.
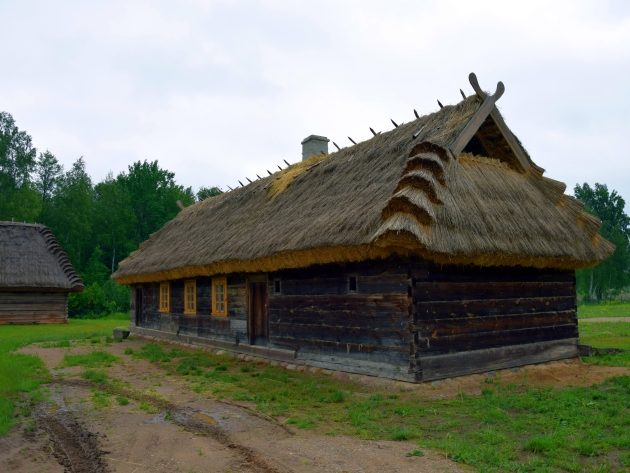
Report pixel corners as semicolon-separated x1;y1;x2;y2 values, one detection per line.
1;0;629;205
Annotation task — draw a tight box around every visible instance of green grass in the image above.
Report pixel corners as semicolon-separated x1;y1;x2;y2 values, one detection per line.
134;343;630;472
579;321;630;351
2;314;629;472
62;350;119;368
580;320;630;368
0;314;126;435
578;301;630;319
578;304;630;368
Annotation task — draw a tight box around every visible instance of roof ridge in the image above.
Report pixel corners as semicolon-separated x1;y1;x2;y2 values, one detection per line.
37;226;84;291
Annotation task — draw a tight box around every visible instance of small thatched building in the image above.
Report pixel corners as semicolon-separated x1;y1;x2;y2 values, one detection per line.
0;222;83;324
114;74;613;381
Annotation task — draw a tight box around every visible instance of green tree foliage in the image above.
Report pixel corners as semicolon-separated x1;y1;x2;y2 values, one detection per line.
197;185;223;201
574;183;630;301
0;110;221;316
83;246;110;286
44;158;94;270
35;150;63;202
0;111;41;221
92;174;137;273
117;160;195;243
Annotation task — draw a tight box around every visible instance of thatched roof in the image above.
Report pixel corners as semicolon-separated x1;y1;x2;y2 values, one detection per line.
113;90;613;284
0;222;84;291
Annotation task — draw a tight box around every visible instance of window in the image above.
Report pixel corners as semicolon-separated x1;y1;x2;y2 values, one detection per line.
273;278;281;294
159;282;170;313
348;275;358;293
184;280;196;315
212;277;228;317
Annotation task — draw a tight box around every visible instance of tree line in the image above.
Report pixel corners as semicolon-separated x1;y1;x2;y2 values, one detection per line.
0;111;221;315
1;110;628;307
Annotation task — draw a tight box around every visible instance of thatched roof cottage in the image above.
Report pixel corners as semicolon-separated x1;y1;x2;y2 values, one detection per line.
114;74;613;381
0;222;83;324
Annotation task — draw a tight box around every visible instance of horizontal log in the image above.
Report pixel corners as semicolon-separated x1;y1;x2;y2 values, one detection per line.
413;310;576;337
269;321;411;346
414;281;574;301
415;296;575;319
417;324;578;353
269;335;410;353
422;266;574;283
417;339;579;381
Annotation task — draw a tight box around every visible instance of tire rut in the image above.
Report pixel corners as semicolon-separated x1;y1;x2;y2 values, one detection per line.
52;378;289;473
36;408;109;473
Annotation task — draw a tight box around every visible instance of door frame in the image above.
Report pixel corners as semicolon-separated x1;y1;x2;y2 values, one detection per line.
247;276;268;345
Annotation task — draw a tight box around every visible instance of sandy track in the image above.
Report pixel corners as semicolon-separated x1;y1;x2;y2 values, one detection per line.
2;339;465;473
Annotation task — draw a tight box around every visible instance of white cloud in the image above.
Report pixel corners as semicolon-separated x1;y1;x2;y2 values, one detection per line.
0;0;628;207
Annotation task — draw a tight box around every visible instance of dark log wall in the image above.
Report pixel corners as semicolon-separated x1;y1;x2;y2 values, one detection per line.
412;264;577;380
268;261;412;378
0;291;68;324
133;276;247;342
129;258;578;382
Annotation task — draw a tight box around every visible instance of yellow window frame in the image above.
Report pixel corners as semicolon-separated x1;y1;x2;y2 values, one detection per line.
184;280;196;315
159;282;170;313
211;277;228;317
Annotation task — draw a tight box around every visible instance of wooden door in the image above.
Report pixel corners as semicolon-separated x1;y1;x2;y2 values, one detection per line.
249;282;268;344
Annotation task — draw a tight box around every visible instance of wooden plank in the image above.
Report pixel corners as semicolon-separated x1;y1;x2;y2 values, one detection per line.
418;339;578;381
269;335;410;353
413;310;576;336
414;281;574;301
269;321;411;345
423;266;574;283
415;296;575;319
418;324;577;353
450;80;505;158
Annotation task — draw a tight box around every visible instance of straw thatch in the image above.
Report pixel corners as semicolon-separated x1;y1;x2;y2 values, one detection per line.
113;96;613;284
0;222;84;291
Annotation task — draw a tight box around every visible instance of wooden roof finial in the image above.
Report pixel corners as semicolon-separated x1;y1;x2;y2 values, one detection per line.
468;72;504;101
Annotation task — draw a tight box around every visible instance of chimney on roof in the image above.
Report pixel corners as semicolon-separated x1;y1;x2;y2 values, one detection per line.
301;135;329;161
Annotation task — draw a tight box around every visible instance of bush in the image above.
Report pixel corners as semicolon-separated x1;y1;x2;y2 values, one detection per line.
68;280;129;318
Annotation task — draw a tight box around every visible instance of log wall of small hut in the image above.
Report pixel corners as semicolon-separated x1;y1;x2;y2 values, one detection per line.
133;276;248;343
412;264;578;380
0;292;68;324
129;258;578;382
267;261;412;379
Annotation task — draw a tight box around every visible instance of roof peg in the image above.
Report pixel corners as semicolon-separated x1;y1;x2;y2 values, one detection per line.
283;159;290;166
277;165;283;171
238;180;245;187
460;89;466;99
227;185;234;191
369;127;377;136
437;100;443;109
267;170;273;176
390;119;398;128
414;109;419;119
246;177;253;183
333;141;341;151
348;136;357;145
256;174;262;179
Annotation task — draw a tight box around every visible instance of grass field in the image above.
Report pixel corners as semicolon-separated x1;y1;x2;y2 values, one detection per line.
1;307;629;472
123;342;630;472
0;313;127;434
578;301;630;318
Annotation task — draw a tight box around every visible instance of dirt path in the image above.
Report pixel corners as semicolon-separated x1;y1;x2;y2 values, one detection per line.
1;340;465;473
579;317;630;323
